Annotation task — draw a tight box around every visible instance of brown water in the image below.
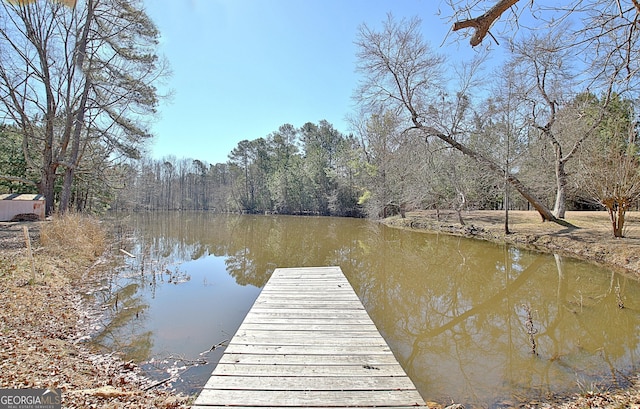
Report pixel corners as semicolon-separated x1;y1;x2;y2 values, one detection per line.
90;212;640;407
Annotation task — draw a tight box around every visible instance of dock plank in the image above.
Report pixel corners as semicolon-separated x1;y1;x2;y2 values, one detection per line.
202;375;417;391
192;266;425;408
211;363;408;377
223;343;394;355
238;322;379;331
218;353;400;365
195;389;424;406
243;309;370;319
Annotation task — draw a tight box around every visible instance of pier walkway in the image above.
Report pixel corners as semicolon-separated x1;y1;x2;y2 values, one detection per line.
192;266;425;408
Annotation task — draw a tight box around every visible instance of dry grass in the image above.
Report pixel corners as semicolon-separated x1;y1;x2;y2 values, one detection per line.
39;212;106;263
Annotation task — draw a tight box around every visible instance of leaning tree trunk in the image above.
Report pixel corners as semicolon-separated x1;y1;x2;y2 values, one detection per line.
505;174;563;223
423;126;571;226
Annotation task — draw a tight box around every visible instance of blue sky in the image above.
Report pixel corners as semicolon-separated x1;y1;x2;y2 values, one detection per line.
143;0;485;165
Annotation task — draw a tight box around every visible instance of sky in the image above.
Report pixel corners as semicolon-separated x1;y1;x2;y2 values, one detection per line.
143;0;485;165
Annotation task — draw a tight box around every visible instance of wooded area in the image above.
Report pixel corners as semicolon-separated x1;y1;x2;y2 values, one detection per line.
0;0;166;215
1;0;640;237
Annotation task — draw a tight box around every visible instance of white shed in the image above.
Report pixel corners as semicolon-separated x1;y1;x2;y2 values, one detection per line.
0;194;46;221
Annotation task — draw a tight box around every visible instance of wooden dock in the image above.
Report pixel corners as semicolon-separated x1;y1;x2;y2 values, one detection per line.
192;266;425;408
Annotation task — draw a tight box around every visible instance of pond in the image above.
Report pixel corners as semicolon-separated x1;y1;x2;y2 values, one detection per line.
88;212;640;407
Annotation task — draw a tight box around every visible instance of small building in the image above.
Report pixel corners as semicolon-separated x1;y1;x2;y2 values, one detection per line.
0;194;45;221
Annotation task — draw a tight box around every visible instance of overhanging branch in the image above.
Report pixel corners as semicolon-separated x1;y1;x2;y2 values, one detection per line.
452;0;521;46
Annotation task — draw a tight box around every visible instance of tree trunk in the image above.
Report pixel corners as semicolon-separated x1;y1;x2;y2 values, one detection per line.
505;174;566;223
553;157;567;219
60;169;74;213
424;127;571;226
59;0;94;213
605;198;628;238
41;167;57;216
504;177;510;234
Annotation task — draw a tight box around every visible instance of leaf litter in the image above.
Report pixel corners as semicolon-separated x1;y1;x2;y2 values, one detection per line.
0;221;191;408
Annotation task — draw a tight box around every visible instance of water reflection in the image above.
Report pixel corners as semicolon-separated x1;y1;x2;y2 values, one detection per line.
89;281;152;362
344;224;640;406
91;212;639;406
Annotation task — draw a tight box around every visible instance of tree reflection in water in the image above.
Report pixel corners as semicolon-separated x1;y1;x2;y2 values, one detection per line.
344;224;640;406
94;212;640;405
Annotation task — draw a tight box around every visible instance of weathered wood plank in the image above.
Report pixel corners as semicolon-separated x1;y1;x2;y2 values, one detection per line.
238;322;380;331
228;334;389;346
218;353;400;366
192;266;425;408
195;389;425;407
232;329;382;338
259;284;352;290
192;406;424;409
201;374;418;391
255;293;358;300
253;295;360;302
212;363;408;377
244;308;370;318
242;314;371;323
232;331;383;340
266;276;346;282
252;302;366;310
241;316;373;323
228;337;389;347
262;283;351;288
223;343;394;355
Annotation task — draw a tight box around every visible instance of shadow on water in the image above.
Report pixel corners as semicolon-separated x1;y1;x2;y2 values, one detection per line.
85;212;640;407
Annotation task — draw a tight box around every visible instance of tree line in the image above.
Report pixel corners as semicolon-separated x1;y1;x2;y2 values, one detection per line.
1;1;639;236
110;121;363;217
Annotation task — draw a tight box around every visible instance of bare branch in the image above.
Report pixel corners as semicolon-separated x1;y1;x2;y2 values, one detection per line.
5;0;76;7
0;175;38;187
452;0;521;46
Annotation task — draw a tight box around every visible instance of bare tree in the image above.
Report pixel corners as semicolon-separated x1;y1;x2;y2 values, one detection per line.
352;110;407;217
474;65;532;232
507;32;596;218
578;96;640;237
355;14;569;225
